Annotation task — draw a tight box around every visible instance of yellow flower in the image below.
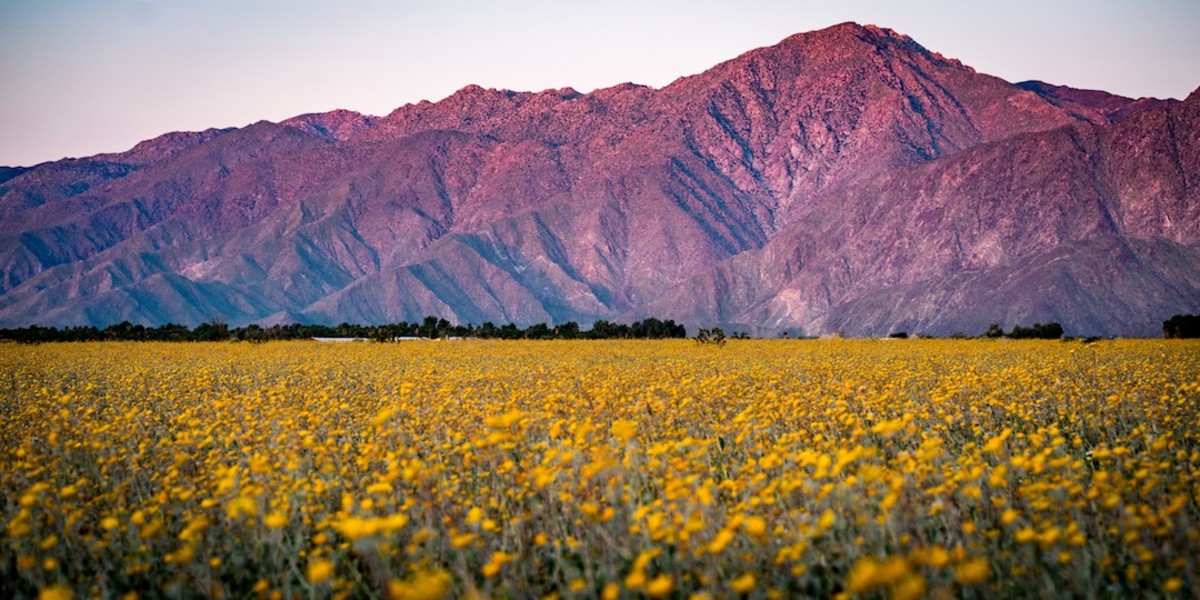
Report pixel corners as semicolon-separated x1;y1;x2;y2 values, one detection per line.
38;585;73;600
264;512;288;529
846;556;909;594
450;532;477;548
225;496;258;520
611;419;638;442
1038;527;1061;549
743;516;767;537
871;417;906;437
891;575;926;600
380;513;409;533
982;428;1012;454
482;551;514;578
708;529;735;554
366;482;394;495
954;558;990;585
730;573;756;593
922;546;950;568
645;575;673;598
466;507;483;525
307;559;335;584
846;557;882;594
625;571;645;589
818;509;836;530
387;569;451;600
333;517;378;540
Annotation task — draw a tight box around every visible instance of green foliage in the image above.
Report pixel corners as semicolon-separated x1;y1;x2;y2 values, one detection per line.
1163;314;1200;339
1007;322;1064;340
0;316;689;343
694;327;726;346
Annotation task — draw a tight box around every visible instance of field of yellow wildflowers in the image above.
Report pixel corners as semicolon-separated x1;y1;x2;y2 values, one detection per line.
2;339;1198;599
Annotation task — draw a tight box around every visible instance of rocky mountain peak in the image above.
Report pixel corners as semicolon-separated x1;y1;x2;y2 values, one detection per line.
281;109;378;141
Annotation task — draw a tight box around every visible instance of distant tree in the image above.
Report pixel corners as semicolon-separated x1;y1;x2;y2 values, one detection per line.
420;316;440;338
1163;314;1200;338
589;319;630;339
1008;322;1064;339
525;323;552;339
370;325;396;343
888;331;909;339
627;317;686;339
236;324;266;343
556;321;581;339
694;327;726;346
193;320;229;341
985;323;1004;338
104;321;148;341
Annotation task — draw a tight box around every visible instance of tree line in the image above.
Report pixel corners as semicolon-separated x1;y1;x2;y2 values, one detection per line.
6;315;1196;343
1163;314;1200;339
983;322;1065;340
0;316;688;343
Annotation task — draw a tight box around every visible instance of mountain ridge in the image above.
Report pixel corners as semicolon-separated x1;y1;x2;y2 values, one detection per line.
1;22;1195;336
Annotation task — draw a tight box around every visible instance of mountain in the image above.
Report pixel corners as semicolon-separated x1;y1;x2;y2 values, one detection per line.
0;22;1195;336
0;166;31;186
1016;80;1180;123
633;89;1200;336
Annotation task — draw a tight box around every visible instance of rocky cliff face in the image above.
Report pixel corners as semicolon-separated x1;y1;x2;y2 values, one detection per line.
1;22;1195;336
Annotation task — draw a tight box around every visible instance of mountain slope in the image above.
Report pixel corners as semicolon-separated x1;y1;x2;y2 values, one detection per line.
635;88;1200;336
1017;80;1180;123
0;22;1193;335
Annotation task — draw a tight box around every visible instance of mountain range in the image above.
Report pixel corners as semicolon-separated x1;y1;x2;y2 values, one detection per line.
2;22;1197;336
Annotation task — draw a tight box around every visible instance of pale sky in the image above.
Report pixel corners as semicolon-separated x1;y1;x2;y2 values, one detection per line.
1;0;1198;167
